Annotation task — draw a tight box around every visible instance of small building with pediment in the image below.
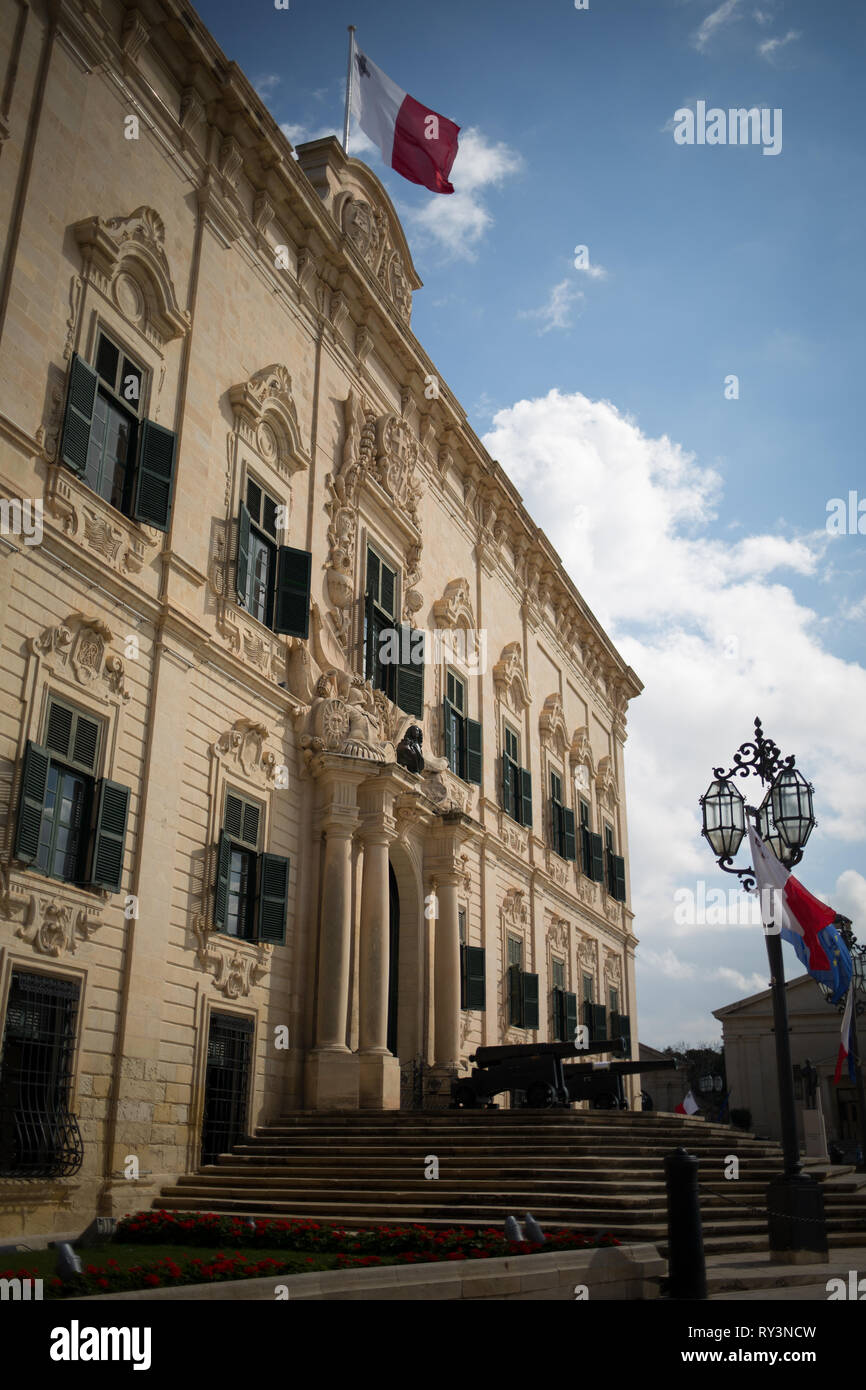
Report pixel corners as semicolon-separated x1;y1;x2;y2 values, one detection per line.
0;0;642;1237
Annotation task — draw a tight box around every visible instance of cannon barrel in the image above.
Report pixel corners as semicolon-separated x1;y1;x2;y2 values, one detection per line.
562;1058;680;1079
471;1038;626;1068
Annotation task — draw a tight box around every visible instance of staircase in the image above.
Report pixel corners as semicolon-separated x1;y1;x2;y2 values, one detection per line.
156;1110;866;1255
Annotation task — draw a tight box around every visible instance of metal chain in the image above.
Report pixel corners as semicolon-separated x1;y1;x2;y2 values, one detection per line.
696;1175;866;1227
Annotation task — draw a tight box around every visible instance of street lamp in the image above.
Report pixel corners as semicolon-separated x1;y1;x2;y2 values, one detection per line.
817;919;866;1173
699;716;826;1262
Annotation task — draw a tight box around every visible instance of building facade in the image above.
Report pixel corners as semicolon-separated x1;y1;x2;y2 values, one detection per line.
0;0;642;1237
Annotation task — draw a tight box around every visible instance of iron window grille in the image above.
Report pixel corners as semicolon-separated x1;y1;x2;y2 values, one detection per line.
0;972;84;1178
200;1013;254;1165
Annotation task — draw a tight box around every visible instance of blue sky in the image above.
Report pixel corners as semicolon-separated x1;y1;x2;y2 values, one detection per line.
194;0;865;1049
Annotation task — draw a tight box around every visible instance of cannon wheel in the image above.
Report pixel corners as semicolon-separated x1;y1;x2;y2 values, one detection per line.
453;1081;478;1109
525;1081;556;1109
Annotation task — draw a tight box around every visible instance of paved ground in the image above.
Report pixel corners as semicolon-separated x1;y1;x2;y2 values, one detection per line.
705;1245;865;1301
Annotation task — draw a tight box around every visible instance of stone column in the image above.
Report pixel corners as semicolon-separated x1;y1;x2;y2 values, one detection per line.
358;827;390;1056
434;871;461;1069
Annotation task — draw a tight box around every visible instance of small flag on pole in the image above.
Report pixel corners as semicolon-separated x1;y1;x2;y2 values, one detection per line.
675;1090;700;1115
349;40;460;193
834;983;857;1085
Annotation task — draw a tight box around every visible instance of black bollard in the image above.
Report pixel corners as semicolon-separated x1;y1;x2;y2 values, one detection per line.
664;1147;707;1299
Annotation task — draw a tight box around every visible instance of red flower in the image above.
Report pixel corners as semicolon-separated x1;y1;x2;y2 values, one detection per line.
144;1274;161;1287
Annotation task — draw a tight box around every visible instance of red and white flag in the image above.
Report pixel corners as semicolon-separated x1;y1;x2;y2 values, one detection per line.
834;983;856;1084
350;43;460;194
675;1091;700;1116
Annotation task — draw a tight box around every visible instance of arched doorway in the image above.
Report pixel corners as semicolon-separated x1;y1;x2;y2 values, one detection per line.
387;862;399;1055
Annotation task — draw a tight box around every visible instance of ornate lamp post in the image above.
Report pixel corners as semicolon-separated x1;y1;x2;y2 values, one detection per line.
699;716;827;1261
817;920;866;1173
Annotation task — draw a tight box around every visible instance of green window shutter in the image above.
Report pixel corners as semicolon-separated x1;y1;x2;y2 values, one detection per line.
380;562;395;616
241;801;260;849
459;942;467;1009
590;1003;607;1042
443;699;455;769
72;714;100;773
274;545;312;638
562;806;577;862
551;798;563;854
224;792;243;841
45;702;74;759
502;755;513;813
132;421;177;531
235;501;252;606
59;354;98;475
466;946;485;1010
552;986;564;1040
612;1011;631;1056
14;741;51;863
508;963;523;1027
213;830;232;929
612;853;626;902
395;626;424;717
364;592;376;681
589;831;605;883
88;779;130;891
564;991;578;1042
465;718;482;786
520;767;533;830
522;972;539;1031
256;852;289;945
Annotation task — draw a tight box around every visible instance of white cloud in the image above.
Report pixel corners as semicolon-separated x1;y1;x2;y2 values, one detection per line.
753;7;773;24
255;74;281;99
834;870;866;925
758;29;801;60
279;120;377;160
401;128;522;261
483;389;866;1042
574;259;608;281
517;280;584;334
692;0;743;52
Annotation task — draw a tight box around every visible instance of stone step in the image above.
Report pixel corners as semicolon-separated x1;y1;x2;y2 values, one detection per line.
186;1170;772;1194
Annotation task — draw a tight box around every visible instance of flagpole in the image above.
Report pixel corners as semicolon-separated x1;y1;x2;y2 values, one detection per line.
342;25;356;153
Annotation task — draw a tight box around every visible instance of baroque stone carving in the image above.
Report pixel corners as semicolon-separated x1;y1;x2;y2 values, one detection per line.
213;719;282;787
577;935;598;980
323;392;375;651
193;913;271;997
433;578;475;632
576;876;598;908
597;755;620;809
493;642;531;712
548;915;570;952
497;811;528;856
604;953;623;988
0;870;105;957
30;613;131;702
72;206;189;347
545;850;569;888
299;669;396;767
539;693;568;757
340;194;414;324
229;363;310;482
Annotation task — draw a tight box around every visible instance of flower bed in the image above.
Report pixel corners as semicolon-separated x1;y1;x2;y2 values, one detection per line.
116;1210;620;1268
26;1253;309;1299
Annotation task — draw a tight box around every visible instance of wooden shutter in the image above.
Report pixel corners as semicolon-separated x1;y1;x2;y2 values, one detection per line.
44;701;100;774
612;853;626;902
59;354;97;475
364;592;377;681
551;797;563;854
465;718;482;786
502;755;513;814
443;699;455;769
133;421;177;531
71;713;100;773
508;963;523;1027
380;561;395;616
562;807;577;862
590;1002;607;1042
88;779;130;891
522;972;539;1030
235;502;252;606
213;830;232;929
564;991;578;1042
588;831;605;883
465;946;485;1010
552;986;564;1040
520;767;533;830
274;545;312;638
612;1011;631;1056
14;742;51;864
256;852;289;945
45;701;74;759
395;626;424;717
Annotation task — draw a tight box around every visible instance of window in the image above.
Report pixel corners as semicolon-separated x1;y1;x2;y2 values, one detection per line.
579;798;604;882
507;936;538;1029
58;338;177;530
609;986;619;1018
582;973;607;1042
443;670;482;785
550;769;577;860
502;723;532;828
0;972;83;1178
604;824;627;901
14;698;130;892
582;973;594;1005
459;911;486;1011
552;960;577;1043
237;475;311;638
364;547;424;717
213;789;289;945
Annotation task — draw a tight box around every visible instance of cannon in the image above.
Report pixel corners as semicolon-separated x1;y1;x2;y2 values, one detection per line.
562;1057;680;1110
451;1038;628;1109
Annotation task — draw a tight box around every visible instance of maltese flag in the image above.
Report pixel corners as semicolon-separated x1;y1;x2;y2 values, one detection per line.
675;1091;700;1116
834;985;856;1085
747;823;853;1004
350;44;460;194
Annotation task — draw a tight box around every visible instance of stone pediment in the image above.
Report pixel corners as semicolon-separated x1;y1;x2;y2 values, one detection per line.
295;138;422;326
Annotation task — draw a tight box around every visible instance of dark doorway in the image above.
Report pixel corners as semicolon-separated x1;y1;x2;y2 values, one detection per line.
201;1013;253;1164
0;971;83;1178
387;863;399;1055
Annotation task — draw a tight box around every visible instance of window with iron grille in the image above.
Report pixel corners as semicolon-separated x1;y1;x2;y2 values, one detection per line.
0;971;83;1178
58;335;177;531
13;697;130;893
213;789;289;945
200;1012;253;1165
236;474;311;638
